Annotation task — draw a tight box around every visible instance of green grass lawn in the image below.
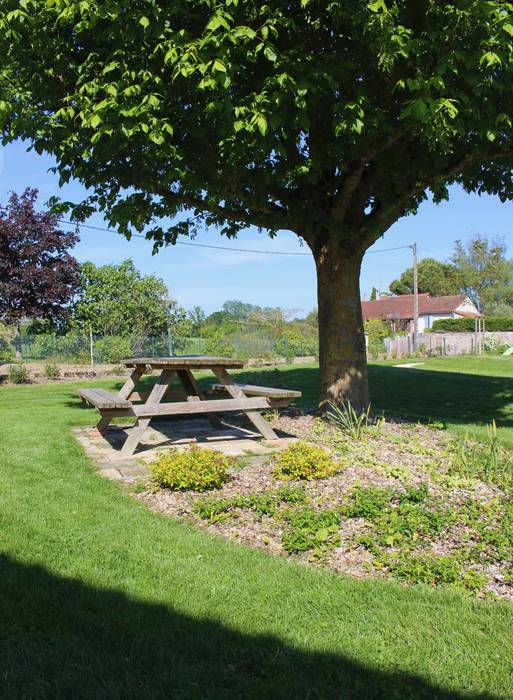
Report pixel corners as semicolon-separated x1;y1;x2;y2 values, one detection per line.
229;356;513;447
1;358;513;697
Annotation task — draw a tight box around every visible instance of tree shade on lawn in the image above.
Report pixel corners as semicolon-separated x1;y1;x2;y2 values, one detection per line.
3;4;513;408
1;363;513;697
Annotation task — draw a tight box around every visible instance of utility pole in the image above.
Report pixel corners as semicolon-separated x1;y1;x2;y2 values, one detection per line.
412;243;419;352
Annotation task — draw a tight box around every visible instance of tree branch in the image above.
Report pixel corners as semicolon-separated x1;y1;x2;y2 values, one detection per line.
362;145;513;249
331;127;405;223
157;188;288;231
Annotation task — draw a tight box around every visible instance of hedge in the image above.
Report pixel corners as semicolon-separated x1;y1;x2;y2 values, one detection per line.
431;317;513;332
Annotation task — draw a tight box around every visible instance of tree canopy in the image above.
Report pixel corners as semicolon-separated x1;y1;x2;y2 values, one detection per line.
451;235;513;313
0;188;80;327
3;1;513;406
389;258;463;297
71;259;187;337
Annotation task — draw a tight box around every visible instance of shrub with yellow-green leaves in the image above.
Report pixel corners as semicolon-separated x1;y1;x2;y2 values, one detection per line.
272;441;339;481
149;446;233;491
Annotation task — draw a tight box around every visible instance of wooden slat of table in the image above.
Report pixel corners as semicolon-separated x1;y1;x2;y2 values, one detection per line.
123;356;245;369
132;396;269;418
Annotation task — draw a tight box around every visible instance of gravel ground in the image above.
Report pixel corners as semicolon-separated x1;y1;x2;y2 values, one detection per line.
133;413;512;601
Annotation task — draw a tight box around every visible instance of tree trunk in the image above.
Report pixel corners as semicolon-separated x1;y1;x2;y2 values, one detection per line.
14;323;22;361
313;240;369;411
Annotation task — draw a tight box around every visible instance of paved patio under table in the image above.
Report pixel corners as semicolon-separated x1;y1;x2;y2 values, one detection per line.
72;416;297;483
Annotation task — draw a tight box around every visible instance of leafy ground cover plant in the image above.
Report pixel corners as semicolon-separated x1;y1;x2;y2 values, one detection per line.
195;486;308;523
149;446;233;491
136;403;513;601
272;441;340;480
281;507;341;555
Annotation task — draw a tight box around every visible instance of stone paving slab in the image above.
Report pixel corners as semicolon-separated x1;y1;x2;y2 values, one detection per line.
72;417;297;483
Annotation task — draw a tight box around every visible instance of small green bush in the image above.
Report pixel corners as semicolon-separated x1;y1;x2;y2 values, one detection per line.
8;363;30;384
272;441;339;481
44;363;60;379
149;446;233;491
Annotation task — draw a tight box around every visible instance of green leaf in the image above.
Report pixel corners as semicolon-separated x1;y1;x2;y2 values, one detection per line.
139;16;150;29
263;45;277;62
212;59;227;73
89;114;102;129
368;0;387;13
256;114;267;136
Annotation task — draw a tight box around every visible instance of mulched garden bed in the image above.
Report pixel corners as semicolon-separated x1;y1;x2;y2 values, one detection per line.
132;412;513;602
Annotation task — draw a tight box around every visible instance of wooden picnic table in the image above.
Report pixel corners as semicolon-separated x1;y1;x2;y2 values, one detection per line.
78;356;301;456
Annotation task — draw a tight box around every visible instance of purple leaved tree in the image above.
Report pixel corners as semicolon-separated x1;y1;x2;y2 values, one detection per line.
0;188;81;358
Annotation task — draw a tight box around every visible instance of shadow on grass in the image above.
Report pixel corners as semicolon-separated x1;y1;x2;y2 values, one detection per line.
0;553;498;699
68;364;513;434
234;365;513;430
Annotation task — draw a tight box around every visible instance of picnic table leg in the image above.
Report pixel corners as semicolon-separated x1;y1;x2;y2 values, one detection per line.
97;365;146;435
119;365;146;399
212;368;278;441
177;369;222;428
121;369;176;456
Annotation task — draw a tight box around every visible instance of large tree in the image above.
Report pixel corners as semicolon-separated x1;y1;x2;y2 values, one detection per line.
2;2;513;407
0;188;80;355
451;235;513;313
71;259;186;337
389;258;463;297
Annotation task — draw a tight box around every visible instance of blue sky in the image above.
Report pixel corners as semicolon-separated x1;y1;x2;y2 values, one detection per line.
1;140;511;316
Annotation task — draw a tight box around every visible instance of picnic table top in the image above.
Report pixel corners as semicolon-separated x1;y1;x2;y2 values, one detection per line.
122;355;245;369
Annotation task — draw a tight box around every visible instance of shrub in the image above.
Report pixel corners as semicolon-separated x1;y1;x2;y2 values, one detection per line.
44;363;60;379
149;446;233;491
0;337;14;364
9;363;30;384
94;336;132;363
431;317;513;332
272;441;339;480
484;334;509;355
28;333;89;362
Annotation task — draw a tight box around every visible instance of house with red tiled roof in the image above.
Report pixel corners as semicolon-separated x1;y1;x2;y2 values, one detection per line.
362;293;481;333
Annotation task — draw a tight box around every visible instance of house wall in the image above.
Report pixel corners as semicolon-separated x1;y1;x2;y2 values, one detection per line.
419;312;456;331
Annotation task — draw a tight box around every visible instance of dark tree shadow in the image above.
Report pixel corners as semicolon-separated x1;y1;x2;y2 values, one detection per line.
231;364;513;430
0;554;500;699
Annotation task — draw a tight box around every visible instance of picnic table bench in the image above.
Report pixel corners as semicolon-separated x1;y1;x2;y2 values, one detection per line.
78;356;301;456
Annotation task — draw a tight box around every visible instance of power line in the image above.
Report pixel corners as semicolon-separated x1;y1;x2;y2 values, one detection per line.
59;218;415;257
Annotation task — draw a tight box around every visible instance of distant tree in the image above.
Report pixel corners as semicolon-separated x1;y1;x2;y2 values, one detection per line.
305;309;318;327
370;287;378;301
451;236;513;313
71;260;184;338
389;258;462;297
0;188;80;356
187;306;206;336
222;300;261;322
